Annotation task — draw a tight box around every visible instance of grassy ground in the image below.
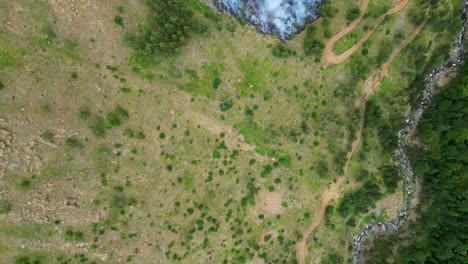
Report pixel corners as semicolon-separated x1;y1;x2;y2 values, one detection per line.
0;0;463;263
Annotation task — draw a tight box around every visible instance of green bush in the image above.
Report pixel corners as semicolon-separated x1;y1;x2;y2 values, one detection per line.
91;116;107;137
114;15;124;27
126;0;208;59
65;137;83;149
79;109;91;120
219;99;233;111
123;128;134;138
303;25;324;57
114;105;129;119
380;165;399;193
212;77;222;89
337;180;381;217
64;228;85;242
271;43;296;58
40;131;54;142
106;112;121;127
321;248;343;264
13;254;46;264
136;131;146;139
346;6;360;21
0;200;12;214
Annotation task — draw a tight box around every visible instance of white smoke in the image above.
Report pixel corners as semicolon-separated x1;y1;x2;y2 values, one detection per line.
215;0;323;39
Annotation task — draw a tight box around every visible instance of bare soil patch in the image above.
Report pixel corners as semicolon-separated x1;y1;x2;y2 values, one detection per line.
256;190;284;216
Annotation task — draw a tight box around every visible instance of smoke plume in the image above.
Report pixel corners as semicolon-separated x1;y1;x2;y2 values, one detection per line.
214;0;323;39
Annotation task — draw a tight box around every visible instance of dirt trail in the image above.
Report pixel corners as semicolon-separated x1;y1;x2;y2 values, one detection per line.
296;25;423;264
322;0;409;65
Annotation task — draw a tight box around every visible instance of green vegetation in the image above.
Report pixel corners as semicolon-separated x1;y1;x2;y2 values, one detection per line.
81;106;129;137
0;200;12;215
363;63;468;263
65;137;84;149
219;98;233;111
13;253;46;264
321;248;344;264
114;15;124;27
346;6;361;21
303;25;324;59
40;131;54;142
0;0;463;263
337;180;381;217
271;43;296;58
126;0;209;61
235;55;269;96
0;45;20;69
64;228;85;242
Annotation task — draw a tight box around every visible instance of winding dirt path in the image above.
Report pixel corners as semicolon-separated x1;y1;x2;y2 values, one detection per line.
296;25;423;264
322;0;409;65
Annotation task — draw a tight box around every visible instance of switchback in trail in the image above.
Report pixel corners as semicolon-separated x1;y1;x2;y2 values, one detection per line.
322;0;409;65
295;25;423;264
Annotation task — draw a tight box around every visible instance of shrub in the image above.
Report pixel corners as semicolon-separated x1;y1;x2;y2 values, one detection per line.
40;105;50;113
91;116;107;137
303;25;324;57
65;137;83;149
40;131;54;141
0;200;12;214
123;128;134;138
64;228;85;242
212;77;222;89
13;254;46;264
219;99;233;111
114;105;129;119
245;107;254;118
106;112;121;127
381;165;399;193
114;15;124;27
79;109;91;120
346;6;360;21
126;0;207;58
271;43;296;58
136;131;146;139
337;181;381;217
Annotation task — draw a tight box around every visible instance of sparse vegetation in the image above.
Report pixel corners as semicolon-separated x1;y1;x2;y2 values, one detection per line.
0;0;462;263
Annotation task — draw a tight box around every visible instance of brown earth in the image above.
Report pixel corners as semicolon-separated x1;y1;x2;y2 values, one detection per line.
256;190;284;216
